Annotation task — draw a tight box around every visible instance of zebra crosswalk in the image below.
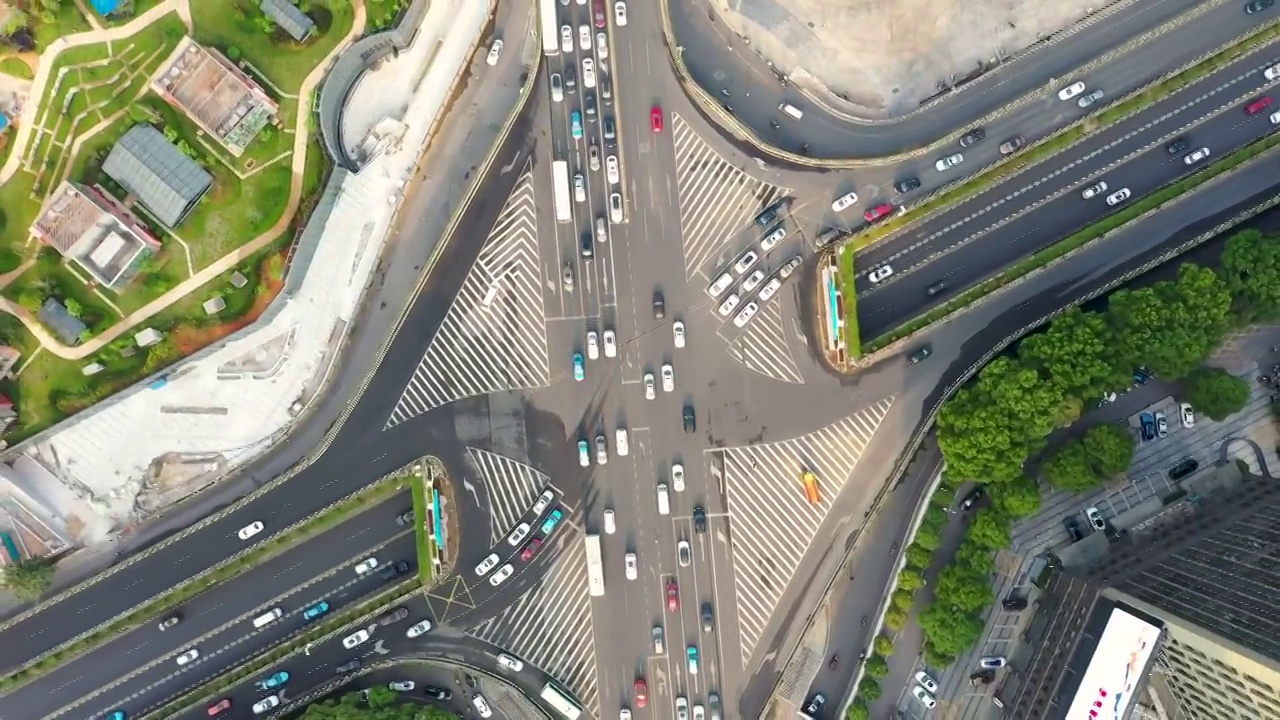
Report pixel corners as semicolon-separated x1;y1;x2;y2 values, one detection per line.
385;164;549;428
671;113;791;280
720;398;895;666
725;299;803;384
468;530;599;715
464;448;551;545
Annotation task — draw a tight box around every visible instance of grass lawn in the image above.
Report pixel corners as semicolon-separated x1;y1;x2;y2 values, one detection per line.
366;0;410;31
190;0;356;93
0;56;34;80
836;247;860;358
31;2;93;49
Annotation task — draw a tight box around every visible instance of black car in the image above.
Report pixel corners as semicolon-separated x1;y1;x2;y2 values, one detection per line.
1246;0;1274;13
1064;516;1085;543
754;197;791;226
693;505;707;533
394;509;414;526
581;231;594;258
908;345;932;364
1168;457;1199;480
584;92;597;121
603;116;616;147
960;486;985;511
814;227;844;248
803;694;826;715
1002;596;1028;611
378;606;410;626
423;687;453;701
564;67;577;94
701;602;715;632
380;560;411;580
894;177;922;193
683;405;696;433
336;659;361;674
969;669;996;686
1166;137;1190;155
959;127;986;147
653;290;665;319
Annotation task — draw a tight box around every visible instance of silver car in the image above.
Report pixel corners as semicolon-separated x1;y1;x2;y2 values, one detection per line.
934;153;963;171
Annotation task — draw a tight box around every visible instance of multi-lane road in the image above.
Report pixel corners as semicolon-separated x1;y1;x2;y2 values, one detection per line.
7;1;1280;719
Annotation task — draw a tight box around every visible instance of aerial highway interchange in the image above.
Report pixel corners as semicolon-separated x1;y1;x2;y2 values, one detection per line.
5;0;1280;719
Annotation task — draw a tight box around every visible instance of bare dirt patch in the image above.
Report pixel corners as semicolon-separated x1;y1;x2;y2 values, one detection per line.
712;0;1111;116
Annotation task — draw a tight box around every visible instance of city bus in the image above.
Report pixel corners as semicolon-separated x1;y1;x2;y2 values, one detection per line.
551;160;571;224
584;533;605;597
801;470;822;505
540;683;583;719
538;0;559;56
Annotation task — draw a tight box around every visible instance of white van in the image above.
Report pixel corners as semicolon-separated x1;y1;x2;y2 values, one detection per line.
779;102;803;120
252;608;283;628
656;482;670;516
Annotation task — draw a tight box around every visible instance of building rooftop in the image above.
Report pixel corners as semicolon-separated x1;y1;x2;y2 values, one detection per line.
102;125;213;228
151;37;278;156
38;299;88;346
30;182;160;288
260;0;315;42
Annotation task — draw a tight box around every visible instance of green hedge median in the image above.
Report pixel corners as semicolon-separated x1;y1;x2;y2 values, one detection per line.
836;247;861;358
0;478;409;693
146;584;418;719
863;129;1280;353
410;473;434;586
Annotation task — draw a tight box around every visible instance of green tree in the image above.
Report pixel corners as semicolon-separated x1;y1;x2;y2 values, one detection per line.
1041;439;1100;492
302;690;458;719
918;603;985;658
1082;423;1135;478
63;298;82;317
883;606;907;631
923;641;957;669
857;677;882;701
1109;264;1232;379
933;562;992;614
1220;228;1280;321
1021;308;1122;403
846;700;870;720
992;477;1041;518
891;588;916;611
1;557;54;601
897;568;925;591
955;541;995;575
1;8;28;34
905;543;933;569
912;522;942;552
967;507;1011;549
1185;366;1251;421
863;654;889;679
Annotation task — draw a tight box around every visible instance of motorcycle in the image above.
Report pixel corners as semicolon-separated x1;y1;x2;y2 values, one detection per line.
861;615;868;628
828;655;839;670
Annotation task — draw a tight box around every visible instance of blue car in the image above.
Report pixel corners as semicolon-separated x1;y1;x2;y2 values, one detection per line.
303;601;329;620
540;508;564;535
256;671;290;690
573;353;585;382
687;645;699;675
571;110;583;140
108;712;126;720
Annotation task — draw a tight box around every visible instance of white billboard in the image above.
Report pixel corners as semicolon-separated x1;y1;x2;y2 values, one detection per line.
1066;607;1162;720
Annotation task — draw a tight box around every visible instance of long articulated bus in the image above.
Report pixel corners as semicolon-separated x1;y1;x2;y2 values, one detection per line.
540;683;583;719
551;160;572;224
584;533;605;597
538;0;559;56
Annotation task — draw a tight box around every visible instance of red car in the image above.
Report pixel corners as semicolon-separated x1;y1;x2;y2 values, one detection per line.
863;203;894;223
634;678;648;708
593;0;607;28
1246;96;1273;115
651;106;664;132
520;537;543;561
207;699;231;716
665;579;679;611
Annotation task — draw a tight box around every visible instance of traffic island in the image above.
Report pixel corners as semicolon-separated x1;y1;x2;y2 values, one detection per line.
0;463;420;693
409;456;457;586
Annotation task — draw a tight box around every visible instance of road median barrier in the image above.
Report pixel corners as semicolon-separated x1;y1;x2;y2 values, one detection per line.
864;124;1280;354
144;582;419;719
409;465;434;586
0;468;418;693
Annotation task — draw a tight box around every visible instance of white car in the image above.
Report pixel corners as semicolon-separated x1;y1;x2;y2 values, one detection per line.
354;557;379;574
596;434;609;465
1085;506;1106;531
489;563;515;586
1266;64;1280;80
596;32;609;60
733;302;759;328
573;173;586;202
1057;81;1086;101
644;372;656;400
531;489;554;515
1105;188;1131;206
661;363;674;392
625;552;638;580
831;191;858;212
693;705;705;720
389;681;415;692
603;508;616;534
676;697;689;720
867;265;893;284
473;695;493;718
742;269;765;293
760;225;786;251
252;696;281;715
485;39;503;66
1081;181;1107;199
621;711;632;720
934;153;963;171
176;648;199;666
582;58;596;88
616;428;630;456
342;629;370;649
609;191;624;223
1271;110;1280;125
603;329;617;357
672;463;685;492
614;0;627;26
706;272;734;298
1183;147;1210;165
717;293;740;317
673;320;686;348
979;655;1008;669
475;552;500;576
237;521;264;540
606;155;620;184
1180;402;1195;428
550;72;563;102
677;540;692;567
757;277;782;302
498;653;524;671
587;330;600;359
733;250;760;275
912;685;937;709
507;522;531;546
560;24;573;54
578;24;591;51
406;620;433;638
578;439;590;467
915;670;939;693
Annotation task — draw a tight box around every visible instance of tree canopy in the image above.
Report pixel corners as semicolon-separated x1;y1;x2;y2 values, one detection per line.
1;558;53;602
302;689;458;720
1185;366;1252;421
1220;229;1280;321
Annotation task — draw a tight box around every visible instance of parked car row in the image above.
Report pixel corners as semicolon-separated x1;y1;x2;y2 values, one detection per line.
475;489;561;587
